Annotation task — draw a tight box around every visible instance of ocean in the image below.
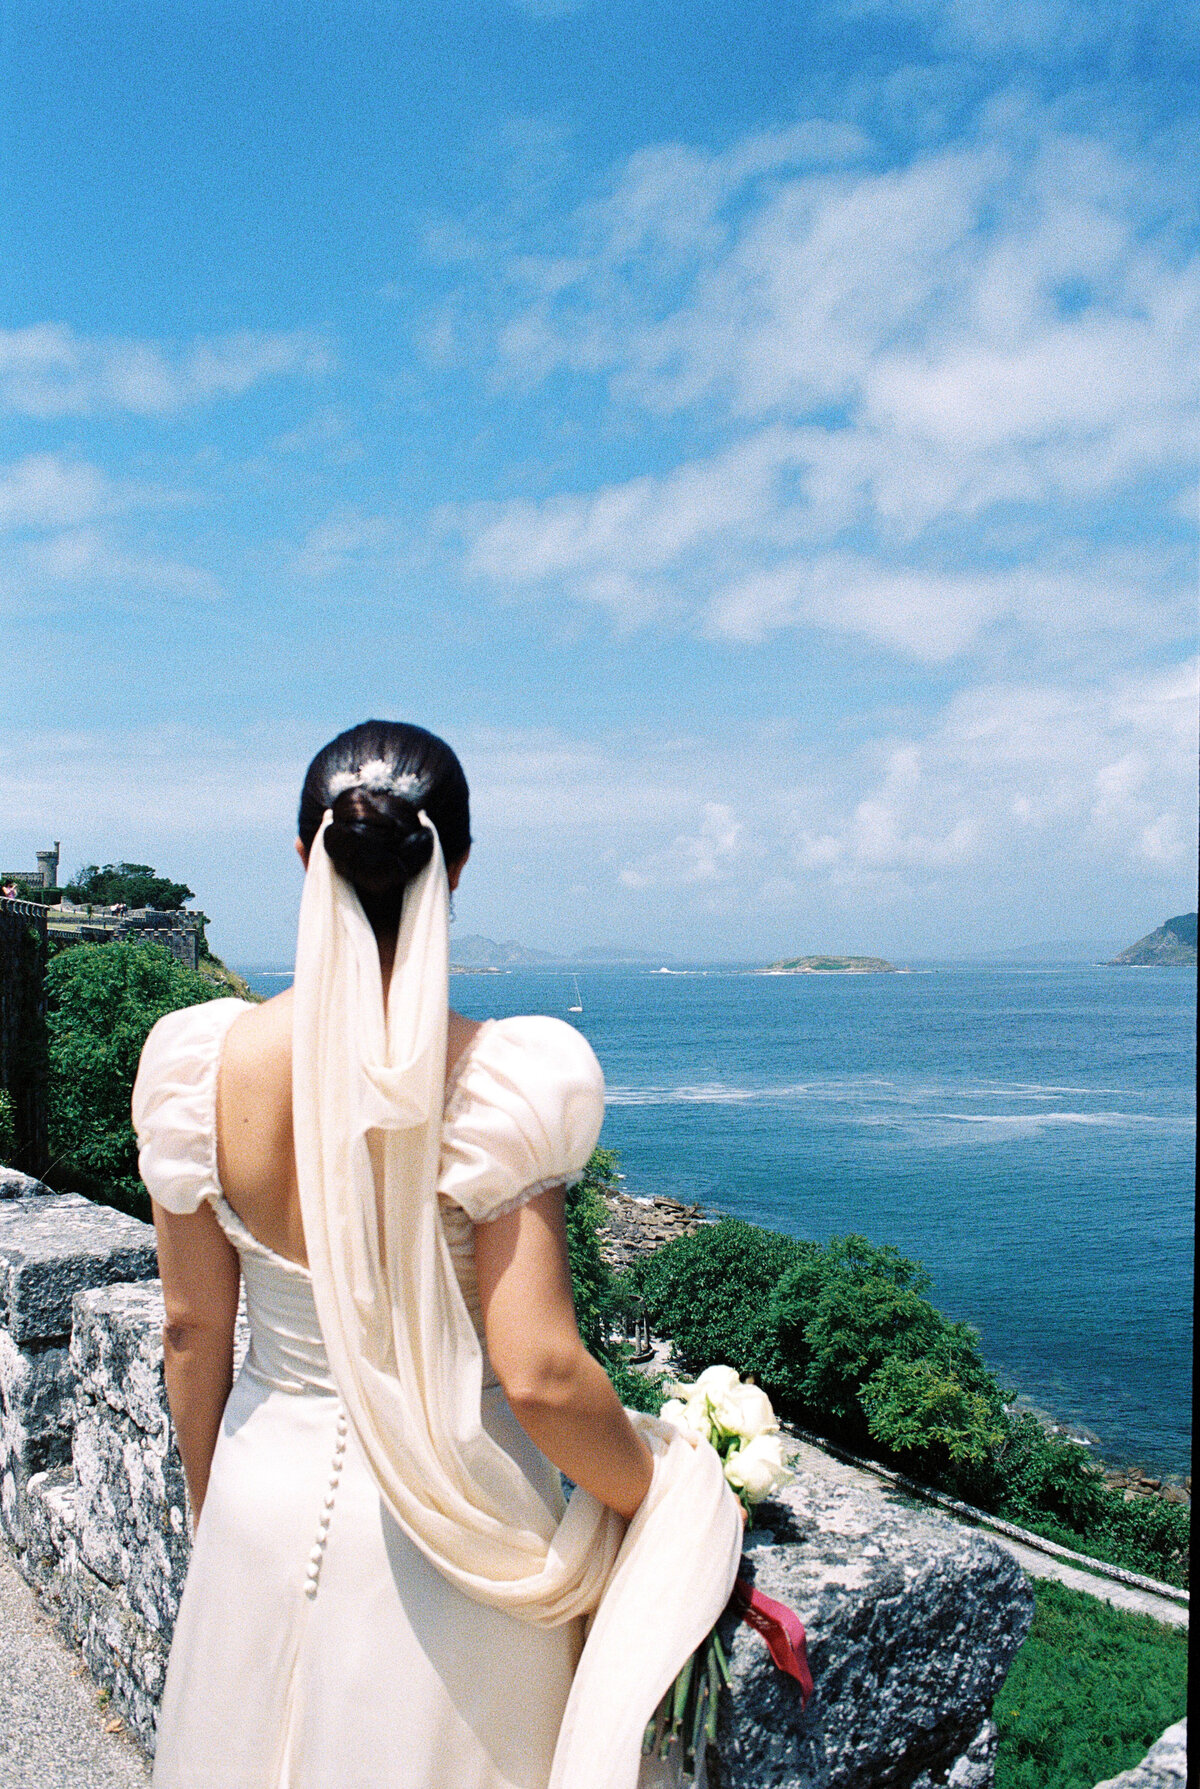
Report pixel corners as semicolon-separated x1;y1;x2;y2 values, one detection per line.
239;961;1195;1477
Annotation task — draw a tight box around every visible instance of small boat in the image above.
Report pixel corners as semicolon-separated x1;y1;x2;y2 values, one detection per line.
567;975;583;1014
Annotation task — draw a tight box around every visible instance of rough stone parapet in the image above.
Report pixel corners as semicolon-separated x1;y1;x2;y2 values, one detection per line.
0;1193;157;1345
0;1168;52;1200
1094;1720;1188;1788
714;1475;1033;1788
0;1192;156;1549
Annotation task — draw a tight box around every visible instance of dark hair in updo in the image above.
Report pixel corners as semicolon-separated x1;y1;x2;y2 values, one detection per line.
298;721;471;931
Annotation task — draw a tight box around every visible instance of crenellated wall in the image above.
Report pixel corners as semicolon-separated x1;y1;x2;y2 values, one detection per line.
0;1180;1040;1783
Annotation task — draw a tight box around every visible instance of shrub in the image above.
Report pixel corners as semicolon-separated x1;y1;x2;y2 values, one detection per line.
996;1414;1109;1532
563;1149;664;1415
993;1578;1187;1789
626;1218;807;1381
618;1218;1188;1583
0;1088;17;1163
46;942;226;1217
564;1147;621;1355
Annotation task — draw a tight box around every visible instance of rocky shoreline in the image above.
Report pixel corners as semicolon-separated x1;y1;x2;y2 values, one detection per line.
597;1186;708;1270
599;1187;1191;1508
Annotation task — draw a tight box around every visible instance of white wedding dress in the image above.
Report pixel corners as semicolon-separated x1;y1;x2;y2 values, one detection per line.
133;816;742;1789
135;999;599;1789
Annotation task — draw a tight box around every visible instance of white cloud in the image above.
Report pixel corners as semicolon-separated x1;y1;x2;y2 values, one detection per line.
291;511;407;580
620;804;745;888
7;526;221;601
0;324;328;418
444;101;1196;668
4;667;1193;958
0;455;112;530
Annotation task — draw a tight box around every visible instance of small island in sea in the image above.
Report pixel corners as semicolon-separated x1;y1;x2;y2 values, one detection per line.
1108;912;1197;967
760;954;898;974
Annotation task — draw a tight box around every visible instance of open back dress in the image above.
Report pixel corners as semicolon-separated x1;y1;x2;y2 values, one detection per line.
134;997;603;1789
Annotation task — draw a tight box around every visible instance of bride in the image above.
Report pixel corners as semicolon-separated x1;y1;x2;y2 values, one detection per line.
132;720;742;1789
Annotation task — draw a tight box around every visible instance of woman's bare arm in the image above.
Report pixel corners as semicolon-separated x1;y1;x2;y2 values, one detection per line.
152;1202;241;1522
474;1186;653;1520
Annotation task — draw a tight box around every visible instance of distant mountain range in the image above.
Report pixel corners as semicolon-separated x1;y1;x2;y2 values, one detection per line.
449;934;679;969
1109;913;1197;966
450;934;562;968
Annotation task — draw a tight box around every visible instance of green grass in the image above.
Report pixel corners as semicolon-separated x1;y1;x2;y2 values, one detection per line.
994;1579;1187;1789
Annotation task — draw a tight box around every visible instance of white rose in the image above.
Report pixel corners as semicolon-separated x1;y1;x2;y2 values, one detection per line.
658;1395;704;1438
723;1433;794;1504
715;1381;778;1442
683;1369;777;1442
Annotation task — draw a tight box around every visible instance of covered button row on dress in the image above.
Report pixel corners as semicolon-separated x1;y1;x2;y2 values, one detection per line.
304;1404;348;1600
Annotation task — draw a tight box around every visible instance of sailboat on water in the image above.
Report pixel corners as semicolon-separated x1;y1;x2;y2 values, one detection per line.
567;975;583;1014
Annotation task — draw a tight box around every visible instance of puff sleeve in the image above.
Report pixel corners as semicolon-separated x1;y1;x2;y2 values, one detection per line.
131;998;249;1214
438;1016;605;1224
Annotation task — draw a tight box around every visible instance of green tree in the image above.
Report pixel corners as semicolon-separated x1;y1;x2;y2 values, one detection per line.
563;1148;662;1414
46;941;225;1217
65;862;195;910
625;1217;807;1384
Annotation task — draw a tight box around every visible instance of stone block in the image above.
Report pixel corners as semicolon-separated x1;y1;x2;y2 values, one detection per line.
0;1169;52;1199
71;1283;189;1639
73;1402;189;1639
711;1473;1034;1789
23;1466;169;1754
0;1193;156;1343
72;1280;173;1440
1094;1720;1188;1789
0;1326;75;1544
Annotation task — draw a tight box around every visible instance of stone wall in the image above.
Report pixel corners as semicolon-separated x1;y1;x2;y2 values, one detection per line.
0;1182;1039;1781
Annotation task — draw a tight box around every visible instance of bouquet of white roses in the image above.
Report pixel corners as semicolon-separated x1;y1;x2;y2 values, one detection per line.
643;1366;797;1777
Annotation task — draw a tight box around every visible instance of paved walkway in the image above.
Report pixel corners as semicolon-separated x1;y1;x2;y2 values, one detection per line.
788;1437;1189;1630
0;1548;150;1788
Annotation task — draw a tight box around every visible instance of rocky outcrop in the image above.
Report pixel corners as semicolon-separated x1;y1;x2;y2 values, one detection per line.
760;957;897;974
1109;915;1197;966
600;1189;705;1270
1094;1720;1188;1788
712;1476;1033;1788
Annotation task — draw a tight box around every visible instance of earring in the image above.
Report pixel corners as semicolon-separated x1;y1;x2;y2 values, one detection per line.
449;894;457;923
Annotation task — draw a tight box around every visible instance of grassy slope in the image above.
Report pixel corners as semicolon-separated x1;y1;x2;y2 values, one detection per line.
993;1579;1188;1789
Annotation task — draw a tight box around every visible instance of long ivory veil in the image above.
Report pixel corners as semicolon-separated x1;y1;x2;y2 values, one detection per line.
292;813;742;1789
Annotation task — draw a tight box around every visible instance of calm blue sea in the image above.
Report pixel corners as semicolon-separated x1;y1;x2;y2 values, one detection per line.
239;962;1195;1476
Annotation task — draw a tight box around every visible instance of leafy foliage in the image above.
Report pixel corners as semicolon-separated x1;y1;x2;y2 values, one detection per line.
65;862;195;910
563;1147;664;1414
46;942;225;1217
621;1218;1189;1585
0;1089;17;1163
624;1218;809;1384
993;1579;1187;1789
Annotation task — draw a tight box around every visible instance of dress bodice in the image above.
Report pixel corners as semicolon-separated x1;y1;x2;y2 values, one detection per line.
132;996;605;1399
209;1190;499;1395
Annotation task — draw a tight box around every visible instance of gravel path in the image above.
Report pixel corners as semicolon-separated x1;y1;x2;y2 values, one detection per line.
787;1437;1189;1630
0;1547;150;1788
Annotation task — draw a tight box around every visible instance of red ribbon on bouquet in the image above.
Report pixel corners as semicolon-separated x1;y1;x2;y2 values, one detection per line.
732;1577;813;1709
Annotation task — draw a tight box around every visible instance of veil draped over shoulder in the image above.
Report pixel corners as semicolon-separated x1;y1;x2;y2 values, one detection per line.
292;813;742;1789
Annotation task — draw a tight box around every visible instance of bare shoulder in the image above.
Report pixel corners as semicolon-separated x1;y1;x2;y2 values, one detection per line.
221;988;293;1087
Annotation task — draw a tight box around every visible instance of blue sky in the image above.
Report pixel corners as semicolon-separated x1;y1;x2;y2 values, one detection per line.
1;0;1196;962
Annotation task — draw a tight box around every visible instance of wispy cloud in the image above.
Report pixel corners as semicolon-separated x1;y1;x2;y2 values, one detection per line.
0;324;329;418
441;100;1196;672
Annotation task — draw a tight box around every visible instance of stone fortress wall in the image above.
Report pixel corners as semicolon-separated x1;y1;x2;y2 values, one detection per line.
0;1172;1179;1788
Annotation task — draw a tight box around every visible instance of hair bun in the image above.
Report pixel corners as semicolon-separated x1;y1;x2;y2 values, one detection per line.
323;786;433;898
